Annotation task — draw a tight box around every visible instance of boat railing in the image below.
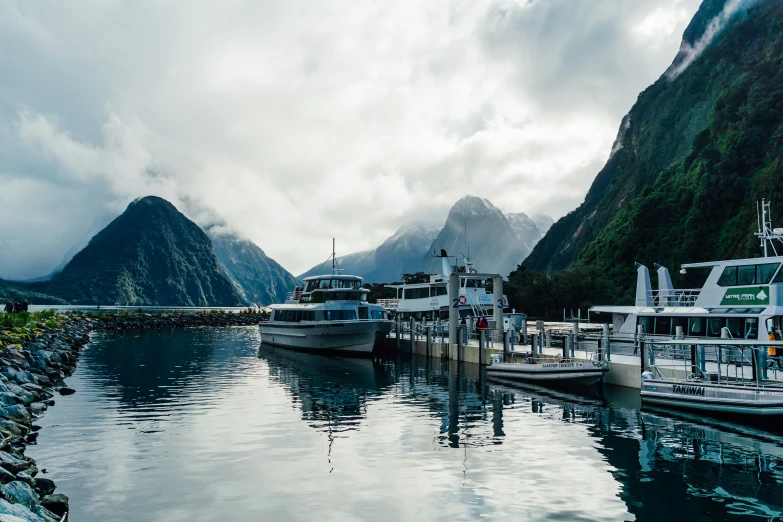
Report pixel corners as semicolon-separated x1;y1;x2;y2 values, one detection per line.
650;288;701;307
644;339;783;387
376;298;400;310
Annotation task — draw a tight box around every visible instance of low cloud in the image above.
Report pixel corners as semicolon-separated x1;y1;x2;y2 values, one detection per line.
0;0;701;279
665;0;759;80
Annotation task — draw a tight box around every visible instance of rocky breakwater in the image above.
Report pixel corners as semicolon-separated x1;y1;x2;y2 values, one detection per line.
0;309;265;521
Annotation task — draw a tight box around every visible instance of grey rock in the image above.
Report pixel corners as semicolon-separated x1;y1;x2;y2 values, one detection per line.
0;498;45;522
0;407;29;426
13;473;32;487
0;454;28;475
1;481;38;511
0;397;21;410
0;469;15;484
40;495;67;517
4;387;33;406
32;478;54;497
12;374;33;387
28;404;45;418
0;420;26;438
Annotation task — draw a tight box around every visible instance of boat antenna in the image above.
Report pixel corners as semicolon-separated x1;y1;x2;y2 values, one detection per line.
332;238;336;275
464;196;469;263
754;199;783;257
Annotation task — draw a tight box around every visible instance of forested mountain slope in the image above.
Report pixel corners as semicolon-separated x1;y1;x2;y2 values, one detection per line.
522;0;783;301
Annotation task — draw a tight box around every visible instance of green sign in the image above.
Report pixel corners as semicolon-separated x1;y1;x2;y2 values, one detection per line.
721;286;770;306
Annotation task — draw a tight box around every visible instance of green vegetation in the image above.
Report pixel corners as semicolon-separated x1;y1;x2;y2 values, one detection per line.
0;279;67;305
516;0;783;309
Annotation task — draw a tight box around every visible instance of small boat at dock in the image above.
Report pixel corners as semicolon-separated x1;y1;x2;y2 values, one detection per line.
640;339;783;417
487;356;608;387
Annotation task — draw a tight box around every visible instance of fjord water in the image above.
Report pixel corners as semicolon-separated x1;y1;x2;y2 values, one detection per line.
26;328;783;521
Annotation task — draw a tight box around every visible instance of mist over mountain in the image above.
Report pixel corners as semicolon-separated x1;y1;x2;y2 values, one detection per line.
521;0;783;302
30;197;243;306
209;231;298;306
421;196;541;277
298;221;439;283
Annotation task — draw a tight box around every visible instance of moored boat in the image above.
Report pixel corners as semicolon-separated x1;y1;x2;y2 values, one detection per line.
487;356;608;387
640;339;783;418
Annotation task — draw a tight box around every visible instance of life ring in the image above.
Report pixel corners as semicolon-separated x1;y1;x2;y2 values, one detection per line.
458;295;467;305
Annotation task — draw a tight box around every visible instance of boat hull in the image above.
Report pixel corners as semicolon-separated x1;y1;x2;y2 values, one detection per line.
487;361;608;387
641;379;783;416
260;320;392;354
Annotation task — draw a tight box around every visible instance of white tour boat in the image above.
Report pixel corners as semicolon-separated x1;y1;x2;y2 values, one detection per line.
260;274;392;353
379;250;526;331
260;243;392;354
590;200;783;348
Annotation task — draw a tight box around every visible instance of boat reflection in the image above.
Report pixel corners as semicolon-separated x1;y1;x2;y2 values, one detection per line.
257;346;783;519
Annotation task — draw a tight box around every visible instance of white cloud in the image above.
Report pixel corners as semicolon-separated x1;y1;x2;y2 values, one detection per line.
0;0;702;279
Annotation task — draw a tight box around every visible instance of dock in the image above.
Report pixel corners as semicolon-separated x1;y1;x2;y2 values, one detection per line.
382;324;783;390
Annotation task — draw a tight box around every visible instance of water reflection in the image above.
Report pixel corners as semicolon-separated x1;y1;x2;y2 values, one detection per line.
24;331;783;521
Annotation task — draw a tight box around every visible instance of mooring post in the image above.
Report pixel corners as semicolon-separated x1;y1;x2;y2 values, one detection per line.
635;325;642;355
531;333;538;355
457;325;464;361
639;340;646;373
409;317;415;353
603;323;611;362
479;328;485;366
396;317;401;351
426;326;432;358
562;336;568;359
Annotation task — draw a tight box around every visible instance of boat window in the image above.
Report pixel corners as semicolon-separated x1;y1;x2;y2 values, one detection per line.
737;265;756;285
672;317;688;335
314;311;325;321
707;318;723;337
431;285;447;296
726;317;743;338
654;316;671;335
718;266;737;286
358;307;368;320
688;317;704;336
371;310;385;320
757;263;780;284
718;263;780;286
744;317;758;339
404;288;429;299
774;267;783;283
465;279;484;289
638;317;653;334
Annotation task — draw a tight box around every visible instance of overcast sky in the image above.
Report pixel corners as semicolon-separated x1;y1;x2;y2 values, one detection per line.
0;0;703;279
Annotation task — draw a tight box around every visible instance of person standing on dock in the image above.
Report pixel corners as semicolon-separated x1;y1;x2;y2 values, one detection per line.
769;327;782;368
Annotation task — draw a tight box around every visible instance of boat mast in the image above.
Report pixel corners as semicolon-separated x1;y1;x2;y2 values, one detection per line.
332;238;336;275
754;199;783;257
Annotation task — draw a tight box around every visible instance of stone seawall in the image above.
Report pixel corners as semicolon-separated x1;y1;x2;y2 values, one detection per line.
0;311;263;521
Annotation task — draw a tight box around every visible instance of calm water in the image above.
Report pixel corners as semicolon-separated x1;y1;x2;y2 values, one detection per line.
25;328;783;521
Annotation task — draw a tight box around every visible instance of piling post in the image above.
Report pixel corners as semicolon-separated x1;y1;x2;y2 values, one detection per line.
492;275;504;345
503;327;509;362
457;325;464;361
639;340;646;374
409;318;415;353
479;328;485;366
396;317;401;351
562;336;568;359
531;333;538;355
448;273;459;359
690;344;697;376
426;326;432;358
602;324;610;362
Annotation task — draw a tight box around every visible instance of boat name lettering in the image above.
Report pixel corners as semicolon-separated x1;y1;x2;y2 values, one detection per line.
541;363;575;368
672;384;705;396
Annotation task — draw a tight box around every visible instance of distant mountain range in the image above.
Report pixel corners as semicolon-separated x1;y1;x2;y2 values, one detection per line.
300;196;552;281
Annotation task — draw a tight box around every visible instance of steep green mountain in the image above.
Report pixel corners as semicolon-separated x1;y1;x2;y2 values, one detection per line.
522;0;783;301
31;196;243;306
209;232;298;306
